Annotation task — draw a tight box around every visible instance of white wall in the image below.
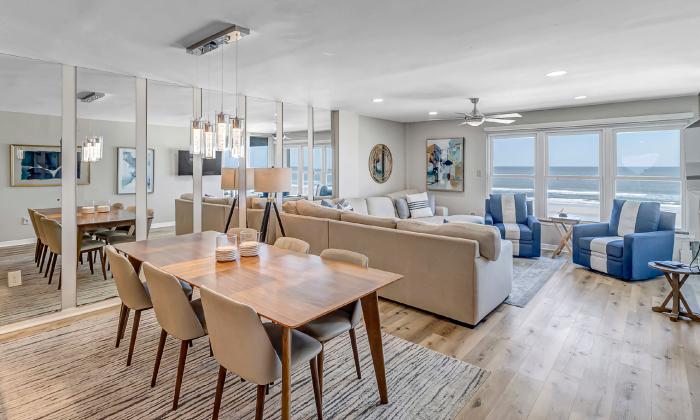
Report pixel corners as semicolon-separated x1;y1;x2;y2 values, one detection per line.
338;111;406;197
0;110;194;242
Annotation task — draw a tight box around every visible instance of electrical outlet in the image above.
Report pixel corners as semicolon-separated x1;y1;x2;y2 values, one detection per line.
21;217;30;225
476;169;482;177
8;270;22;287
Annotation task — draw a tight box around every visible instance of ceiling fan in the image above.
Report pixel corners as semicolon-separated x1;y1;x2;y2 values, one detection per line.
456;98;522;127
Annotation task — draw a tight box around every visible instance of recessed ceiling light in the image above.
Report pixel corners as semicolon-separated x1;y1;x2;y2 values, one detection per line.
574;95;587;100
372;98;384;103
546;70;567;77
428;111;438;116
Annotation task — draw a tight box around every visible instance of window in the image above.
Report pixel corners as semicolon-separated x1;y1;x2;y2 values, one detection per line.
546;132;601;220
249;136;269;168
615;129;682;227
490;135;535;198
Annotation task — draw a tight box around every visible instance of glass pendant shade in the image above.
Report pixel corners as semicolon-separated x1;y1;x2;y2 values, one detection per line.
190;119;204;155
216;112;228;152
204;121;217;159
229;117;243;158
81;136;103;163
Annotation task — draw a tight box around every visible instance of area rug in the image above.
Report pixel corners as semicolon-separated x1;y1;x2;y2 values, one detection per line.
0;311;488;419
506;254;566;307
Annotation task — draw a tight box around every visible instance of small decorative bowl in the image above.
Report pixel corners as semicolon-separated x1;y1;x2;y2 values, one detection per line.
80;206;95;214
96;205;110;213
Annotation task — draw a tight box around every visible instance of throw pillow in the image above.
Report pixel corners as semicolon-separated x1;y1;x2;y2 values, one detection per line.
394;198;410;219
406;192;434;218
335;198;354;212
320;199;335;208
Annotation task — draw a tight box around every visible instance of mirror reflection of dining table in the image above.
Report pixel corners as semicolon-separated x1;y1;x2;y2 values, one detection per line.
114;231;403;420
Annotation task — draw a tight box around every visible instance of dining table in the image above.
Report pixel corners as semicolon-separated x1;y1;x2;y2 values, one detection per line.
114;231;403;420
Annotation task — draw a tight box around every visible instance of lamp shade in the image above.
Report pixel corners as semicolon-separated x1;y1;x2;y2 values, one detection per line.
253;167;292;193
220;167;254;190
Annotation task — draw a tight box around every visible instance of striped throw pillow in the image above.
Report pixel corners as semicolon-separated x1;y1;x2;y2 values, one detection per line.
406;192;433;218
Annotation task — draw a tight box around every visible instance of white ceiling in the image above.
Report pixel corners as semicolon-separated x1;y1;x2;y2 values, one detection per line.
0;0;699;123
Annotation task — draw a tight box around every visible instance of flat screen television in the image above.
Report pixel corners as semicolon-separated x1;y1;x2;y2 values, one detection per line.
177;150;223;176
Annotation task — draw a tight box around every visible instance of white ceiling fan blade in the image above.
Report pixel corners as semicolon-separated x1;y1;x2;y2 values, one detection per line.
488;113;522;119
457;121;468;126
484;118;515;124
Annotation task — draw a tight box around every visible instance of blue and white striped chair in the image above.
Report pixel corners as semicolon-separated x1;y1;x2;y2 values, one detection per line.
573;199;675;280
485;193;541;258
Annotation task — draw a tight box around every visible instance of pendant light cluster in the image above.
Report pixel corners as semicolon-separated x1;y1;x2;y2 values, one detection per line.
188;25;248;160
82;135;104;163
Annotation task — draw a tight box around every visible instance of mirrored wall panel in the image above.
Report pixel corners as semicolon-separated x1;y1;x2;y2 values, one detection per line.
313;108;333;198
147;81;193;238
282;103;308;197
0;54;63;325
247;97;277;170
76;68;136;306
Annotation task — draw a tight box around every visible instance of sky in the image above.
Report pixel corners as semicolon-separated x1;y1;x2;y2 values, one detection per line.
492;130;680;168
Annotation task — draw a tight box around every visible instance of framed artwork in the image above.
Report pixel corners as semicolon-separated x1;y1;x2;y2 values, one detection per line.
117;147;154;194
426;137;464;192
10;144;90;187
368;144;393;184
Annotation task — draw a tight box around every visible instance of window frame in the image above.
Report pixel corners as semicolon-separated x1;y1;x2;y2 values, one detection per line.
488;133;537;204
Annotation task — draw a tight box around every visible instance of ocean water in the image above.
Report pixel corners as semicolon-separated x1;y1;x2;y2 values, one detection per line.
492;166;681;221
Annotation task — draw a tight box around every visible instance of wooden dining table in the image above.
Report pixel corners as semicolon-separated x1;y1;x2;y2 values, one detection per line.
114;231;402;420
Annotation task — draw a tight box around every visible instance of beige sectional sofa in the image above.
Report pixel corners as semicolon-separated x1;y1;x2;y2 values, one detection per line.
175;194;267;235
280;195;512;326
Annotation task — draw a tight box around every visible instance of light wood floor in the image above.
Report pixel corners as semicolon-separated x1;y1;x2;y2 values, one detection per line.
3;257;699;419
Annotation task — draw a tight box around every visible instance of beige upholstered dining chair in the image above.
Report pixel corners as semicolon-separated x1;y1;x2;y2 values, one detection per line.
107;208;155;244
200;287;323;420
226;227;257;238
297;249;369;397
273;237;311;254
39;217;107;288
27;209;44;268
143;262;207;410
93;202;125;240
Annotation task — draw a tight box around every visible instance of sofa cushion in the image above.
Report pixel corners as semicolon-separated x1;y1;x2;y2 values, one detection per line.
609;199;660;236
415;215;446;225
296;199;342;220
204;197;233;205
366;197;396;218
282;200;299;215
397;219;501;260
341;212;397;229
394;198;410;219
445;214;485;224
494;223;533;241
385;189;419;200
344;198;368;215
489;193;528;224
180;193;194;201
579;236;624;259
406;192;434;218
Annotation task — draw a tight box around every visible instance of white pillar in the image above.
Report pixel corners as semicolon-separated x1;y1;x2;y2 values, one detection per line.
61;65;77;310
307;105;314;200
135;78;148;240
238;95;248;228
193;88;203;233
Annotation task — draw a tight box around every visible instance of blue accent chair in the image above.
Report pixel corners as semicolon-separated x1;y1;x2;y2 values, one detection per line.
485;193;541;258
572;199;675;280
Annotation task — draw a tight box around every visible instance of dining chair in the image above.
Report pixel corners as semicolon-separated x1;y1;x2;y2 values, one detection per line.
27;209;44;267
107;208;155;245
200;287;323;420
143;262;208;410
39;218;108;289
273;237;310;254
93;202;126;240
297;249;369;398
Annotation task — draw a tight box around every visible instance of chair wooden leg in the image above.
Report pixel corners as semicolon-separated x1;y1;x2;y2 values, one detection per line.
255;384;266;420
99;247;107;280
88;251;95;274
317;346;324;397
49;253;57;284
34;241;41;263
44;252;53;278
126;310;141;367
115;304;127;348
349;328;362;380
79;253;83;265
40;245;48;272
310;357;323;419
212;366;227;420
151;329;167;387
120;307;131;340
58;272;61;290
173;340;189;410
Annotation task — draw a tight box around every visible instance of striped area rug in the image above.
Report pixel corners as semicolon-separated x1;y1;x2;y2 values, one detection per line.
0;311;488;419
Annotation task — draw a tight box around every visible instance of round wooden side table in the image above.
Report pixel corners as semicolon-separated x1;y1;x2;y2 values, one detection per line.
649;262;700;322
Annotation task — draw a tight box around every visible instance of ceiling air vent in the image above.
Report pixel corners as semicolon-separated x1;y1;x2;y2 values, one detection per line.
686;93;700;129
77;91;106;103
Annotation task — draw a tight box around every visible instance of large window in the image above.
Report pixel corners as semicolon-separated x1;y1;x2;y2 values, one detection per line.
490;135;535;198
546;132;601;220
489;125;685;228
615;129;682;226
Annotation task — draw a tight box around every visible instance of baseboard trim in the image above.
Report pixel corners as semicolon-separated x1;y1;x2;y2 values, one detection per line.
0;238;36;248
0;297;121;339
151;221;175;229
